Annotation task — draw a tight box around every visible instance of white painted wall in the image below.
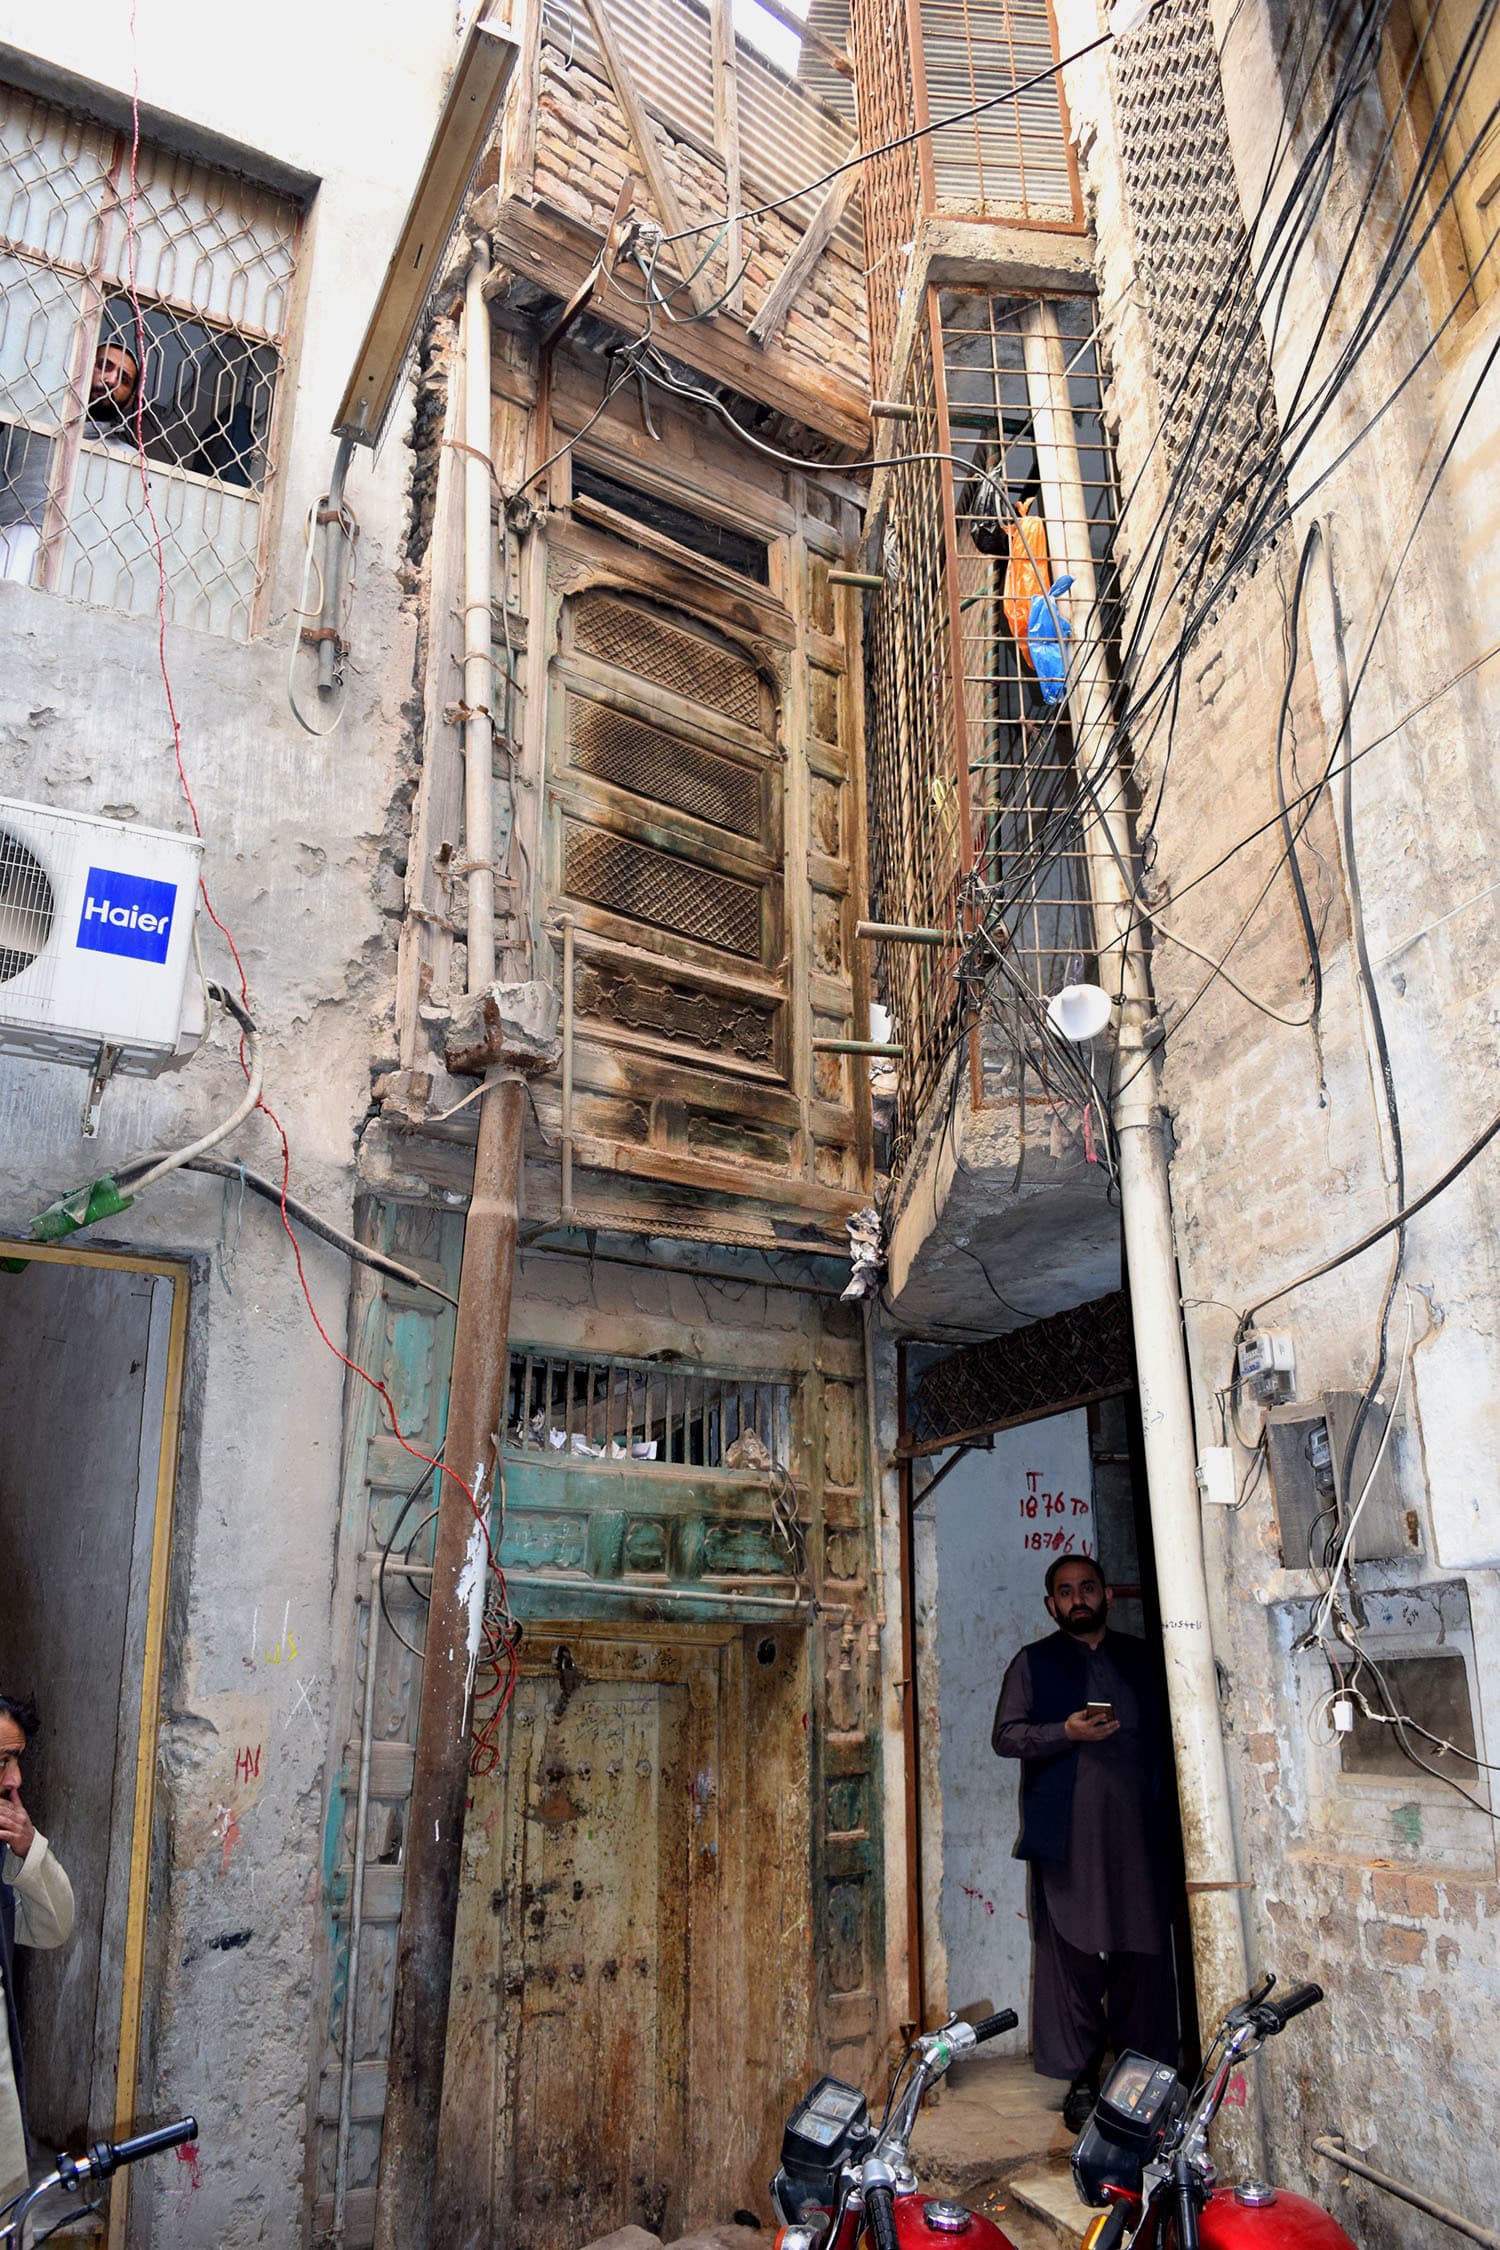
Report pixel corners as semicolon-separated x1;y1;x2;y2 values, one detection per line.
0;7;463;2241
927;1410;1095;2054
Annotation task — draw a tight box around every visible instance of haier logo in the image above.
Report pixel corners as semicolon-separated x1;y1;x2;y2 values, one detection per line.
76;867;178;965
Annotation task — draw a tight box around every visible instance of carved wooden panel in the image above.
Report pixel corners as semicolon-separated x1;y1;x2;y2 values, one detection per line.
573;954;781;1069
567;694;765;841
572;588;768;728
562;822;764;959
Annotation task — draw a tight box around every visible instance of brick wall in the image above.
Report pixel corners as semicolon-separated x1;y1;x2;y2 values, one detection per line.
1056;0;1500;2235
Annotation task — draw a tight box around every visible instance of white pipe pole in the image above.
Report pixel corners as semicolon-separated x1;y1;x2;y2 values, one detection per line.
462;241;496;991
1023;303;1250;2034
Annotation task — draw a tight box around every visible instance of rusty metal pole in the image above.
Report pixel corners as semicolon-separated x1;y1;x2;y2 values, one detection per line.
373;1074;524;2250
373;213;545;2244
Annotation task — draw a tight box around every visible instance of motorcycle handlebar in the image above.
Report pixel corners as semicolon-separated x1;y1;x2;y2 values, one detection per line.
970;2009;1019;2044
70;2117;198;2184
863;2182;901;2250
1253;1983;1323;2033
105;2118;199;2172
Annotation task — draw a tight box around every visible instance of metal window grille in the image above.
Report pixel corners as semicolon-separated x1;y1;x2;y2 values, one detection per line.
944;292;1119;1046
904;1289;1132;1454
921;0;1078;220
848;0;925;396
1112;0;1285;582
0;83;298;638
848;0;1082;395
865;288;1123;1169
864;313;969;1171
505;1349;794;1470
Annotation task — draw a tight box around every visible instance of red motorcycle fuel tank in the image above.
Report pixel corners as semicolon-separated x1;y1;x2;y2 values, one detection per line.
893;2193;1017;2250
1197;2186;1359;2250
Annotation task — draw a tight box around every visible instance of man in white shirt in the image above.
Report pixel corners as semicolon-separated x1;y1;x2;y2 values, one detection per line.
0;1697;74;2204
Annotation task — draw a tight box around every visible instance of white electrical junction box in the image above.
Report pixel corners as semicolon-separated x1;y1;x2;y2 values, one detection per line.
0;797;204;1073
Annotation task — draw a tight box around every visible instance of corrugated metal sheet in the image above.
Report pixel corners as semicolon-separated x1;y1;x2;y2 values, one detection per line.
920;0;1078;220
542;0;862;243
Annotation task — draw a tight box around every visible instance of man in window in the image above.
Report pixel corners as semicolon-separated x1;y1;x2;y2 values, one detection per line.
0;339;144;584
85;337;142;442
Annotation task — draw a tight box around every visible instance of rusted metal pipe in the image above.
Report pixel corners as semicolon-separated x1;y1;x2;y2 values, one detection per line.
497;1575;814;1614
870;399;917;420
862;1300;886;1631
895;1346;925;2034
316;435;355;695
897;1461;925;2033
560;913;575;1222
829;568;886;589
854;919;951;944
372;1076;525;2250
1313;2138;1500;2246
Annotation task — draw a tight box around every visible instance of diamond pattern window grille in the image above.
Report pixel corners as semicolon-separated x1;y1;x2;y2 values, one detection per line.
0;82;298;639
905;1290;1133;1455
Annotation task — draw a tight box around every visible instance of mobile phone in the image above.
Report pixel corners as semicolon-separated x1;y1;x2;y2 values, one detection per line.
1085;1701;1114;1721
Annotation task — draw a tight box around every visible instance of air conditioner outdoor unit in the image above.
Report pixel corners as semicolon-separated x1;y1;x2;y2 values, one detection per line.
0;797;205;1074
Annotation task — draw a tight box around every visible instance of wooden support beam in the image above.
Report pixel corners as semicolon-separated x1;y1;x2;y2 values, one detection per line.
491;194;872;452
372;1081;526;2250
710;0;745;318
579;0;719;316
747;164;857;348
751;0;855;76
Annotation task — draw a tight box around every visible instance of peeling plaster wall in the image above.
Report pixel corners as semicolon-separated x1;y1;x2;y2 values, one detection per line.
0;5;459;2241
1052;0;1500;2236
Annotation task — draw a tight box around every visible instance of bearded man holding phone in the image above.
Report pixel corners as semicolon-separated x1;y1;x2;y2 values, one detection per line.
992;1555;1178;2129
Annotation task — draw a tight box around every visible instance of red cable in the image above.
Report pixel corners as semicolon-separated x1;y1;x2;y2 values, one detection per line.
122;25;516;1753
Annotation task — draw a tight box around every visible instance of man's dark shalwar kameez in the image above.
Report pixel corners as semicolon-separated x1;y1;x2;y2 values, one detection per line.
993;1630;1177;2081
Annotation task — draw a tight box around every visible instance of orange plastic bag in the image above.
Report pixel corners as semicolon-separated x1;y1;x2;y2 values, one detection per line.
1002;499;1051;668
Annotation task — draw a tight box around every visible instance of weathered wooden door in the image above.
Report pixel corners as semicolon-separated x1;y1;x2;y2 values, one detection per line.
436;1632;712;2248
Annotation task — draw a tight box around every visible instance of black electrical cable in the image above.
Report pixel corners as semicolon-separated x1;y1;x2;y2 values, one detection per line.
1272;529;1327;1026
1351;1647;1500;1822
379;1455;443;1658
1320;525;1407;1541
1088;37;1500;874
1112;311;1500;1101
165;1156;459;1308
30;2197;107;2246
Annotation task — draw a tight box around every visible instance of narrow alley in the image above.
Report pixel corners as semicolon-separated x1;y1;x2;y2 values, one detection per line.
0;0;1496;2245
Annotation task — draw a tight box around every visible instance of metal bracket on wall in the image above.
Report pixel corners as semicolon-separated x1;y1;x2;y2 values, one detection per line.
81;1040;121;1138
910;1436;992;1511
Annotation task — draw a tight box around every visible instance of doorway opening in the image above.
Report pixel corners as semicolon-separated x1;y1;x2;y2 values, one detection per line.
0;1240;189;2247
898;1313;1197;2199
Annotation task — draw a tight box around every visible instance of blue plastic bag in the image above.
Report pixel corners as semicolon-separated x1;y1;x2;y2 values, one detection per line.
1027;574;1074;705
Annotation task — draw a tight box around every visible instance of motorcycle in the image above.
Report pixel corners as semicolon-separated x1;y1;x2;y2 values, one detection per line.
0;2116;197;2244
1070;1976;1356;2249
771;2005;1022;2249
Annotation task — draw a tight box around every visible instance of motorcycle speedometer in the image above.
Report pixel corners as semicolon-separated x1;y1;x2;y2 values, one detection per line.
776;2074;872;2211
782;2076;869;2165
1071;2051;1181;2208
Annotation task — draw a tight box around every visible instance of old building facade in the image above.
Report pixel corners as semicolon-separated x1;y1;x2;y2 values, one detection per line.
0;0;1497;2244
